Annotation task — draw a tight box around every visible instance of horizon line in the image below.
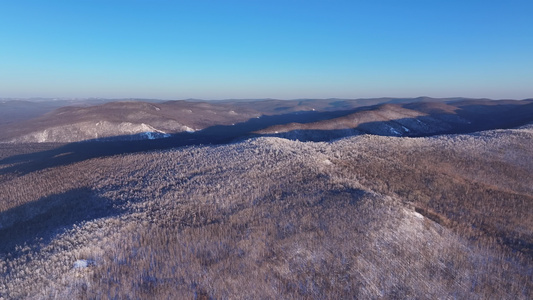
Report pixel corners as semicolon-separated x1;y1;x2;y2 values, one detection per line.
2;96;532;102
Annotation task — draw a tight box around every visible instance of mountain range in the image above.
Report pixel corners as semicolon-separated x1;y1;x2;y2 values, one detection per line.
1;97;533;144
0;97;531;299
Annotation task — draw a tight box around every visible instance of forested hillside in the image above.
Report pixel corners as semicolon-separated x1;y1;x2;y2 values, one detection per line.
1;123;531;299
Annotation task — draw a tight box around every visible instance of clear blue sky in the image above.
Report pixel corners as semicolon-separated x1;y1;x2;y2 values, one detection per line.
1;0;532;100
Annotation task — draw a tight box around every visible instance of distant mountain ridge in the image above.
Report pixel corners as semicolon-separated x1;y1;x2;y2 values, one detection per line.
257;100;533;141
1;97;532;143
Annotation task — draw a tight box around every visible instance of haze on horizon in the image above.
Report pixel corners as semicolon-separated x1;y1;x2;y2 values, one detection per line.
1;0;532;100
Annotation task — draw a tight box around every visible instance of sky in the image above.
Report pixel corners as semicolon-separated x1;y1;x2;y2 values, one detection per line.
1;0;532;100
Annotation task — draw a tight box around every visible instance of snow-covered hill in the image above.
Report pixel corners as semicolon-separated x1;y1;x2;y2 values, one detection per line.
0;124;531;299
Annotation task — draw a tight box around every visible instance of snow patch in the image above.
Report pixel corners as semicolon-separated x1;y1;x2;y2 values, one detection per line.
142;132;171;140
389;127;401;135
404;208;424;220
36;130;48;143
139;123;171;139
413;211;424;219
143;132;156;140
74;259;94;269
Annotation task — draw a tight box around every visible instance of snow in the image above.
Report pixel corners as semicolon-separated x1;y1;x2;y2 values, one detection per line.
73;259;93;269
36;130;48;143
182;126;196;133
402;126;410;132
141;132;171;140
389;127;401;135
413;211;424;219
143;132;157;140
